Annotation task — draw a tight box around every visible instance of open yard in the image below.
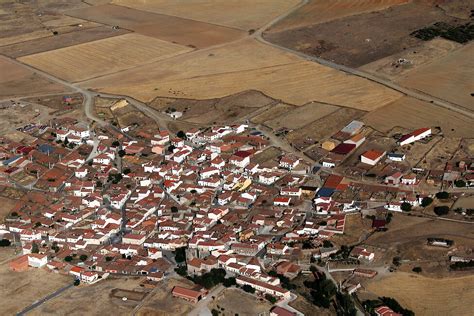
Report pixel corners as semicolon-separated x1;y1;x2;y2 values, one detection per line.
136;277;195;316
0;56;69;99
397;43;474;112
112;0;299;31
0;253;71;315
265;102;340;130
19;33;193;82
362;96;474;138
82;39;402;109
30;276;145;316
0;197;18;220
67;4;245;49
366;272;474;316
209;288;273;316
269;0;409;32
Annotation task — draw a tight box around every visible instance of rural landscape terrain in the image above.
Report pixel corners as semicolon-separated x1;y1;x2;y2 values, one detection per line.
0;0;473;315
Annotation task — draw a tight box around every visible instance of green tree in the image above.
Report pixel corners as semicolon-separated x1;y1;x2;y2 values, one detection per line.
223;277;236;287
174;247;186;263
454;180;466;187
177;131;187;139
401;202;412;212
265;294;277;304
0;239;11;247
242;285;255;293
421;197;433;207
80;254;88;262
171;206;179;213
74;279;80;286
435;191;450;200
64;255;73;262
412;266;422;273
31;242;39;254
112;141;120;147
118;149;126;157
434;206;450;216
323;240;333;248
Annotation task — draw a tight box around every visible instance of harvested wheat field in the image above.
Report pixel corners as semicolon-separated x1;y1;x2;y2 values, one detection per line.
82;39;402;110
113;0;299;31
19;33;193;82
251;103;295;124
397;43;474;112
67;4;244;48
0;56;69;99
363;96;474;137
270;0;409;32
367;272;474;316
266;102;340;130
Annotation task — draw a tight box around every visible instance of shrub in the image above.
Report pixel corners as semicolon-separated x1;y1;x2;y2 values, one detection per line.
421;197;433;207
265;294;277;304
435;191;450;200
64;256;73;262
401;202;412;212
454;180;466;187
0;239;11;247
412;267;422;273
242;285;255;293
80;254;88;262
434;206;450;216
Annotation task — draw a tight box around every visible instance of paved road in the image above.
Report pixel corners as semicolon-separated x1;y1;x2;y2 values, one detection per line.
252;0;474;120
17;283;74;316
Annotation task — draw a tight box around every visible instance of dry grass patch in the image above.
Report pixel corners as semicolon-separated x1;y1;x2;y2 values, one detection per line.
82;39;402;110
19;33;193;82
209;288;273;316
113;0;299;31
251;102;294;124
366;272;474;316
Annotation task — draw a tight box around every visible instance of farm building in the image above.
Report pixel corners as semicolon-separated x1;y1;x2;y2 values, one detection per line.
387;152;405;161
331;143;356;155
341;120;364;136
361;150;386;165
171;286;203;303
398;127;431;146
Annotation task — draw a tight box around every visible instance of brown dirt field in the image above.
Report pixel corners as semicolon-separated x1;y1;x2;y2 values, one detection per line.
265;102;340;130
0;0;92;46
264;1;462;67
30;276;145;316
209;288;273;316
252;146;283;165
0;56;70;99
362;96;474;138
149;90;275;125
250;102;295;124
0;26;129;58
269;0;409;32
366;272;474;316
359;38;462;81
397;43;474;112
286;107;366;149
117;111;157;129
332;213;373;246
67;4;245;49
82;39;402;110
0;100;55;135
417;137;461;170
113;0;299;31
0;262;71;315
0;197;17;220
289;295;333;316
136;277;195;316
19;33;193;82
23;93;83;111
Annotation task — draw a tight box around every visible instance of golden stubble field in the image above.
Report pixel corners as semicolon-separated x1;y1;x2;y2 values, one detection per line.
82;39;402;110
397;43;474;112
366;272;474;316
19;33;193;82
269;0;409;32
112;0;300;31
363;96;474;137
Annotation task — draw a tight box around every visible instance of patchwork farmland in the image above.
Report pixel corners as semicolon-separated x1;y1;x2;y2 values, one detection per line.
19;33;193;82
